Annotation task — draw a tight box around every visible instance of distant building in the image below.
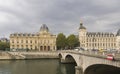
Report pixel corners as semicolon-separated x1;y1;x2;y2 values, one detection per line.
78;22;120;50
0;38;9;43
10;24;56;51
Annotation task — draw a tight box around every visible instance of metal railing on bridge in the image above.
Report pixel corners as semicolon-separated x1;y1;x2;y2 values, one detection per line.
58;49;120;61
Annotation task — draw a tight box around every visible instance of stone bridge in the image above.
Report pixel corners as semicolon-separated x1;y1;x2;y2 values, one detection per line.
59;50;120;74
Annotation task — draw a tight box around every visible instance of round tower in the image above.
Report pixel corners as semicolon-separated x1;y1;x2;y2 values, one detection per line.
116;29;120;50
78;21;87;48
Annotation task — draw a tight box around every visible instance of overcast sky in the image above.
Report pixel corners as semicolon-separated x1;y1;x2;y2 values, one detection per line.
0;0;120;38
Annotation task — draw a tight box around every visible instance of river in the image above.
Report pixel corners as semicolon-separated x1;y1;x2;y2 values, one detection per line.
0;59;75;74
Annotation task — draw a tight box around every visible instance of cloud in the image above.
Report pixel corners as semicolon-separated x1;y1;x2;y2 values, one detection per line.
0;0;120;38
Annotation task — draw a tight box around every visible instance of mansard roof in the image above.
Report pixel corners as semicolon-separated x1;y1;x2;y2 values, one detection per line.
86;32;115;37
10;33;36;37
10;32;56;38
116;29;120;36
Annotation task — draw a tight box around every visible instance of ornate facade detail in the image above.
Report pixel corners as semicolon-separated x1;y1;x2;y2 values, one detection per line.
10;24;56;51
79;22;120;50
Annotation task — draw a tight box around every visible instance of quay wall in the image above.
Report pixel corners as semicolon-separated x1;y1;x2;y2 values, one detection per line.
0;51;59;60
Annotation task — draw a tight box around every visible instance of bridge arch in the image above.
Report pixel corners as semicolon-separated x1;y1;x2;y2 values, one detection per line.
84;64;120;74
59;50;120;74
58;53;62;59
60;53;83;74
65;55;77;66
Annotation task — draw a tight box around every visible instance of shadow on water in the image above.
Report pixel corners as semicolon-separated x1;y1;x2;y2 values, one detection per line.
84;64;120;74
58;54;77;74
0;59;75;74
57;58;76;74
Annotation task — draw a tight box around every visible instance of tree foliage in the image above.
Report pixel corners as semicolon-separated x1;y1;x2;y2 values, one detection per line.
56;33;79;50
0;42;10;51
67;34;79;49
56;33;67;50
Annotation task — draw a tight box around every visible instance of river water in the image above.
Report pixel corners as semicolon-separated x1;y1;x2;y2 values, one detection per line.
0;59;75;74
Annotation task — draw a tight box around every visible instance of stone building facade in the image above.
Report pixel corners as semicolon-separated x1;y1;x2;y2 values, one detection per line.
10;24;56;51
79;22;120;50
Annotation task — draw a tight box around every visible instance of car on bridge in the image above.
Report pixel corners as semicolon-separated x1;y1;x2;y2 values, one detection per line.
91;49;99;51
99;49;108;52
74;47;87;51
107;49;118;53
107;54;114;61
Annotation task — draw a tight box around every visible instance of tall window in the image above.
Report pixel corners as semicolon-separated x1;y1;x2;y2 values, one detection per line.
30;45;32;50
30;40;32;43
12;45;14;48
21;40;23;43
17;45;19;48
26;45;28;48
21;45;23;49
17;40;19;43
26;40;28;43
12;40;14;43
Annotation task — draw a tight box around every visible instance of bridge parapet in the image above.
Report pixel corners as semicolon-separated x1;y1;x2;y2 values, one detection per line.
59;50;120;74
59;50;120;61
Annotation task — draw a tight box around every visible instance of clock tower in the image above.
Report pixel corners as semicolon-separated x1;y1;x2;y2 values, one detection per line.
79;22;87;48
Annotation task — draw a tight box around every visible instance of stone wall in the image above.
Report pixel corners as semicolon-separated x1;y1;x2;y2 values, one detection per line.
0;51;59;60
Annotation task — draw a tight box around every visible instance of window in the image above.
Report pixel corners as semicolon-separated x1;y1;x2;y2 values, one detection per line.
30;45;32;50
12;40;14;43
21;40;23;43
30;40;32;43
30;45;32;48
17;41;19;43
26;45;28;48
17;45;19;48
26;40;28;43
12;45;14;48
21;45;23;48
35;40;37;43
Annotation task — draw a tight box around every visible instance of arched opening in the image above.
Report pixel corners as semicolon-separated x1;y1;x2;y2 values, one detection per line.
44;46;46;51
40;46;43;51
84;64;120;74
58;54;62;59
65;55;77;65
64;55;77;74
59;54;83;74
48;46;50;51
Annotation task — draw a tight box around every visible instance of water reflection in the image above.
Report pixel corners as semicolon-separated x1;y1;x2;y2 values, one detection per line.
0;59;75;74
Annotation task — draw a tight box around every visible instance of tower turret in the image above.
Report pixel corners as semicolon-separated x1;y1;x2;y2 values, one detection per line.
79;22;86;30
116;29;120;50
78;21;87;48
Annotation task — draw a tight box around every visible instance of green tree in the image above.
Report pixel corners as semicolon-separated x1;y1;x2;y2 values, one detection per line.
0;42;10;51
67;34;79;49
56;33;67;50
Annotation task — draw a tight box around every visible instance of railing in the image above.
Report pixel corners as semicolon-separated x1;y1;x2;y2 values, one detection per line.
59;50;120;61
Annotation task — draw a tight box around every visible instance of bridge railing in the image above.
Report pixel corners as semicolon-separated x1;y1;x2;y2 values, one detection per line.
59;50;120;61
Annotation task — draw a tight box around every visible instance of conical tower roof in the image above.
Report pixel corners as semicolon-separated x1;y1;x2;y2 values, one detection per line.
116;29;120;36
79;22;86;29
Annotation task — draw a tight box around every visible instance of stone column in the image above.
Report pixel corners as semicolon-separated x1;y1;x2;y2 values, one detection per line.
75;66;83;74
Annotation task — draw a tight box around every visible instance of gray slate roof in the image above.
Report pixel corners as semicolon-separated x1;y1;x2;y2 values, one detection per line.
86;32;115;37
40;24;49;32
79;23;86;29
116;29;120;36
